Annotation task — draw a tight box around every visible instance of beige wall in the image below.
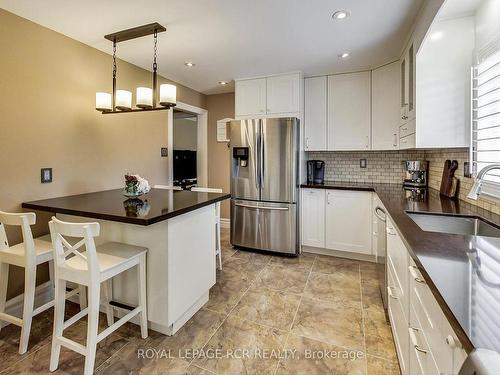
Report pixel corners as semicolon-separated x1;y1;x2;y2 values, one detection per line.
0;9;206;298
173;118;197;151
206;93;234;219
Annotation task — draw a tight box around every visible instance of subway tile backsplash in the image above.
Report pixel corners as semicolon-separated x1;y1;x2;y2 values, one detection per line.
308;148;500;214
307;150;426;184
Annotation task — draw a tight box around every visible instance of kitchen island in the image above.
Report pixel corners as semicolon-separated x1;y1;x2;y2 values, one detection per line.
23;188;230;335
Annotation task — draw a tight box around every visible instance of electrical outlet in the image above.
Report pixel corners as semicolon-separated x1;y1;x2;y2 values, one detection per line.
41;168;52;183
360;159;367;168
161;148;168;157
464;161;472;178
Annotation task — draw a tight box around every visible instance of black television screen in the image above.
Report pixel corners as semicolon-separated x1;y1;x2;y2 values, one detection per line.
173;150;197;182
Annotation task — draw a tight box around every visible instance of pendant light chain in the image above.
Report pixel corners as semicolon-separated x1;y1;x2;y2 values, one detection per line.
153;30;158;71
112;41;117;79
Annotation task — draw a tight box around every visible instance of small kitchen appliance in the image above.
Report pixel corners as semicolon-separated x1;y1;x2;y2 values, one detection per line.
307;160;325;185
403;160;429;188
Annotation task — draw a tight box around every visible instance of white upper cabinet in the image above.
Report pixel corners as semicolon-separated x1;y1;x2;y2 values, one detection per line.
235;78;267;117
301;188;325;248
304;76;327;151
266;73;300;115
328;71;371;151
235;73;301;119
415;16;474;148
372;62;400;150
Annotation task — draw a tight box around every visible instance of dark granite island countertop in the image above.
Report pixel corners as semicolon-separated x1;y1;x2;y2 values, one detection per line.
302;181;500;354
22;188;231;226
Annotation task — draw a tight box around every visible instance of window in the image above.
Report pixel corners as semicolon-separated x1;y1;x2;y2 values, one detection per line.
471;47;500;197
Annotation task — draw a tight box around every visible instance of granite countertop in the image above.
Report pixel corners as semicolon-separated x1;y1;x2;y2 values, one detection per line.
302;181;500;354
22;188;231;226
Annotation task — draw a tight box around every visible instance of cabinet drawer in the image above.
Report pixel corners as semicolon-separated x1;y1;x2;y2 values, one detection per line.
399;119;416;138
409;259;466;374
388;268;410;375
387;218;409;320
400;133;416;149
409;301;440;375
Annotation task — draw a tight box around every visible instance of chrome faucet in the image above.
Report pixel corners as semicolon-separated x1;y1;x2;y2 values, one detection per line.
467;163;500;200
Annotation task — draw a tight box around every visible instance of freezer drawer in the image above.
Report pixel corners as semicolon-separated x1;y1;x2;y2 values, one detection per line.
230;199;298;254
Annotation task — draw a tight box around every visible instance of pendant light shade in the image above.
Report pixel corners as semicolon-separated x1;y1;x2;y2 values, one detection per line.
116;90;132;110
95;92;112;111
160;84;176;106
136;87;153;108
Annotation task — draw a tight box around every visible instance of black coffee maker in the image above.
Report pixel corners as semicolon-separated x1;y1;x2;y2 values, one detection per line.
307;160;325;184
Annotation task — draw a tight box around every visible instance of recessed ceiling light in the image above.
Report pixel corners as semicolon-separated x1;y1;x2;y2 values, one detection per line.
332;10;350;20
184;62;195;67
430;31;443;41
339;52;350;59
218;81;228;85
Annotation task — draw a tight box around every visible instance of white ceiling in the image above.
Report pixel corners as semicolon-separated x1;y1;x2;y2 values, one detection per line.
1;0;424;95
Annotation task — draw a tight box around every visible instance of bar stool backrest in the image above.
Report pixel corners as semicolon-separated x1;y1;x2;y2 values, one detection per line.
49;217;100;282
0;211;37;266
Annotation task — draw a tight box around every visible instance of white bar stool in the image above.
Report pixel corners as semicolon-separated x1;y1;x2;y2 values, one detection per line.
48;217;148;375
0;211;85;355
191;187;223;270
154;184;183;190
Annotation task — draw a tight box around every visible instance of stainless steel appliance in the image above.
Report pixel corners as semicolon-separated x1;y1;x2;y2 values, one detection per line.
403;160;429;188
230;117;299;255
307;160;325;184
374;205;388;311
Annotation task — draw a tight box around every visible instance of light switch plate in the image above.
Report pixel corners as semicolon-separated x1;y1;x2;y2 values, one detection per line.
41;168;52;183
161;148;168;157
360;159;367;168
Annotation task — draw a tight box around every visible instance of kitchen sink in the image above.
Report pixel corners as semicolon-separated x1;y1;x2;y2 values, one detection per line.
406;212;500;238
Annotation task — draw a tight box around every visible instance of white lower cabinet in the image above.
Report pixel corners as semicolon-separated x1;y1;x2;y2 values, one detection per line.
325;190;372;254
386;217;467;375
301;189;325;248
301;189;372;256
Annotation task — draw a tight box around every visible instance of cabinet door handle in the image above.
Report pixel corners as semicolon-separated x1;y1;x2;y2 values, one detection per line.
409;327;428;354
386;227;396;236
393;133;398;147
387;286;398;299
306;137;309;149
446;334;461;349
366;135;369;148
409;265;426;284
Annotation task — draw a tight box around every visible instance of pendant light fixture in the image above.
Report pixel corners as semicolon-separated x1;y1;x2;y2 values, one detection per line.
95;23;176;114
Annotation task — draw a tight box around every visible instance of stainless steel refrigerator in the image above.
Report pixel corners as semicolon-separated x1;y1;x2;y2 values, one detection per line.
230;117;299;255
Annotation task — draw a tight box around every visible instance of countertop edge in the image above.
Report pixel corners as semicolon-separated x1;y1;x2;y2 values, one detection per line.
22;193;231;226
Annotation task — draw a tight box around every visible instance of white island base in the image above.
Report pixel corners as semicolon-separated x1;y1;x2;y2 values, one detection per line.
58;203;216;335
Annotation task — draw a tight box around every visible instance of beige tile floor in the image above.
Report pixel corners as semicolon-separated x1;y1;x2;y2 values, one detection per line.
0;228;400;374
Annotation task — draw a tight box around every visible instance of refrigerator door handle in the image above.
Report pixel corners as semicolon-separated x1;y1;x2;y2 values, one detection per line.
234;202;289;211
260;119;265;189
255;130;261;189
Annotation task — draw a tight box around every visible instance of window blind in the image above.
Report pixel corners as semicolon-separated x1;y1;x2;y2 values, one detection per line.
472;48;500;196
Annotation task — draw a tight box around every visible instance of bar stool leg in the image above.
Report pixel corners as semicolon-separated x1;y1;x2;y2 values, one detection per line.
78;285;87;309
48;260;55;300
84;284;100;375
0;262;8;334
50;278;67;372
19;265;36;354
138;256;148;339
103;279;114;326
216;222;222;270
